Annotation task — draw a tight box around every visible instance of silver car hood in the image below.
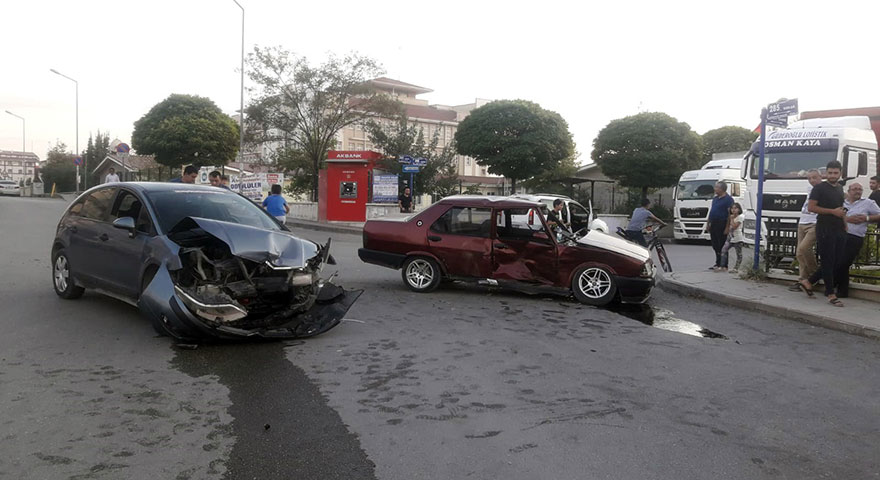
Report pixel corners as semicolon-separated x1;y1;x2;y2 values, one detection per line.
577;230;650;262
168;217;319;269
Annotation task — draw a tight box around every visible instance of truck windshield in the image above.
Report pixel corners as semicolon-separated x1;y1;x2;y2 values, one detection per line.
677;181;716;200
749;151;837;179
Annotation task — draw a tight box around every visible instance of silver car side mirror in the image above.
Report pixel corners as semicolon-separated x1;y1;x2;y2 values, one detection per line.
112;216;137;238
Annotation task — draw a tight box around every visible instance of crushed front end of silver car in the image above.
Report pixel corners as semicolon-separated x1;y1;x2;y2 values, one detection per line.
138;217;360;341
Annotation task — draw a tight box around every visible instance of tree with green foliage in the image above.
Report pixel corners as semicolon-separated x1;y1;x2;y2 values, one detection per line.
520;153;580;196
454;100;574;193
40;141;76;192
132;94;239;170
82;131;111;187
592;112;702;197
701;125;756;160
244;47;398;201
366;116;459;199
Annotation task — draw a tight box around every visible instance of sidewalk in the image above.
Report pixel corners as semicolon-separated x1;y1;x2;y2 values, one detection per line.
286;218;364;235
659;270;880;340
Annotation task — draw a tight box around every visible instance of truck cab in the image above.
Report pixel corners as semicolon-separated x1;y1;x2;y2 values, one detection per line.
673;166;748;241
741;116;878;245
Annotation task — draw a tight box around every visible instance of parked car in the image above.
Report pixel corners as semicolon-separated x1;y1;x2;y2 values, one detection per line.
358;196;654;306
509;193;607;234
0;180;21;196
51;182;360;341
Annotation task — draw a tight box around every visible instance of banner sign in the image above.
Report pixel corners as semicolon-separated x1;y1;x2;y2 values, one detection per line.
228;173;285;202
372;174;399;203
232;174;264;201
765;138;838;152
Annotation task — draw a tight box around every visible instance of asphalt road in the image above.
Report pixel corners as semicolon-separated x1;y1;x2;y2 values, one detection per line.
2;195;879;480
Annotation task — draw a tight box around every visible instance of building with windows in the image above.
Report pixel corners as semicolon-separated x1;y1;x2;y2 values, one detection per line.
337;78;505;193
0;151;40;183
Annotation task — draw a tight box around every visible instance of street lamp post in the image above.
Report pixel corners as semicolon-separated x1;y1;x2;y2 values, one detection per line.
4;110;25;152
232;0;245;173
50;68;79;193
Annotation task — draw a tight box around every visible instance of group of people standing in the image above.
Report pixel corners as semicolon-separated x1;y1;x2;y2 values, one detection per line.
791;167;880;306
703;165;880;304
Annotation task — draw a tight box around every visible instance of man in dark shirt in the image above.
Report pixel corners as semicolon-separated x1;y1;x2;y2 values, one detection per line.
703;182;734;269
869;175;880;208
170;165;198;184
398;187;413;213
802;160;846;306
545;199;568;234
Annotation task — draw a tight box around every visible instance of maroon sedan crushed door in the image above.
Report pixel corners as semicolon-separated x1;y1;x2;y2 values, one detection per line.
358;196;655;306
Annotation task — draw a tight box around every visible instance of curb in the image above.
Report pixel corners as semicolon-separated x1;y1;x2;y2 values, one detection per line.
285;220;362;235
657;275;880;341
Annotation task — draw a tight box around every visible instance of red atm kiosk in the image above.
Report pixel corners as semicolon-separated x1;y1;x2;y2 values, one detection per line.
319;150;383;222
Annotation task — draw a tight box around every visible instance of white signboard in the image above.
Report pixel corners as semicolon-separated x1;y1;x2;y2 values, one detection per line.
228;173;286;202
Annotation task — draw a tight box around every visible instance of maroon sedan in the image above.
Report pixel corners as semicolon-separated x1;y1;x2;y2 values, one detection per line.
358;196;655;305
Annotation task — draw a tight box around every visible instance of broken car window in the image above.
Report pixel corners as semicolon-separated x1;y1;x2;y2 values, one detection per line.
498;208;550;238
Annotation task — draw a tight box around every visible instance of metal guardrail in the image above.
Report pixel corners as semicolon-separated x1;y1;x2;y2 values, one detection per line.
850;225;880;281
765;219;880;282
764;218;799;271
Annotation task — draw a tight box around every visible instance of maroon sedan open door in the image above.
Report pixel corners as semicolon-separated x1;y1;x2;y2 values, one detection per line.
426;206;493;278
492;207;558;285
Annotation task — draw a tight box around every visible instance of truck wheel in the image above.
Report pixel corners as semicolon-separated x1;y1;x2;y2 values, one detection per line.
401;257;442;293
572;266;616;306
53;249;85;299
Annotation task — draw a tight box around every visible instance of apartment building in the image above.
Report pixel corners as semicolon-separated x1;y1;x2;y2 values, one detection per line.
338;77;496;180
0;151;40;183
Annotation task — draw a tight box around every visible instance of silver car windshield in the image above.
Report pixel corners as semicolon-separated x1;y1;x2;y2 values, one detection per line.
149;190;280;233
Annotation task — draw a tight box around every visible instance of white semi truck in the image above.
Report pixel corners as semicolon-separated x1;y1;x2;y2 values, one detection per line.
741;116;878;245
672;152;749;241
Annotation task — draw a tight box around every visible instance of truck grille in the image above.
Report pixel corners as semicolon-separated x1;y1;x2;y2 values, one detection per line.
679;207;708;219
762;194;806;212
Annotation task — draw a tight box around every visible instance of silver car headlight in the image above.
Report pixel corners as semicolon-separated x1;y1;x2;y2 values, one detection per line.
175;285;248;323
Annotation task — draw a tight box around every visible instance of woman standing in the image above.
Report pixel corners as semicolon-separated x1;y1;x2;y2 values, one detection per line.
717;203;745;272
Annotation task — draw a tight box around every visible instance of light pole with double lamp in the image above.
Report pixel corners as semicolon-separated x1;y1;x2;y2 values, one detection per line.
50;68;79;193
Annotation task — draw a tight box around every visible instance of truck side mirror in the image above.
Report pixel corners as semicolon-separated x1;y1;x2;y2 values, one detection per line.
845;150;862;179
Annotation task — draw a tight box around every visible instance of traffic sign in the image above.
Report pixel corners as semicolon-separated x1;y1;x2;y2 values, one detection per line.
767;98;798;118
399;155;413;165
73;156;83;166
413;157;427;166
115;142;131;154
766;116;788;128
402;165;420;173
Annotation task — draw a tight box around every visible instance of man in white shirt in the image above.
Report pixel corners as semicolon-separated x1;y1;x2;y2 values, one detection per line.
104;167;120;184
790;169;822;289
837;183;880;297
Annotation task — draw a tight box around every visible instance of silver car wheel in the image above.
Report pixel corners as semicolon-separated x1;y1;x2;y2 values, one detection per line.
577;267;611;299
405;259;435;290
54;255;69;292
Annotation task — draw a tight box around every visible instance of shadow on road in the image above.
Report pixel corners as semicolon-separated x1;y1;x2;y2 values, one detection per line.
171;342;378;480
